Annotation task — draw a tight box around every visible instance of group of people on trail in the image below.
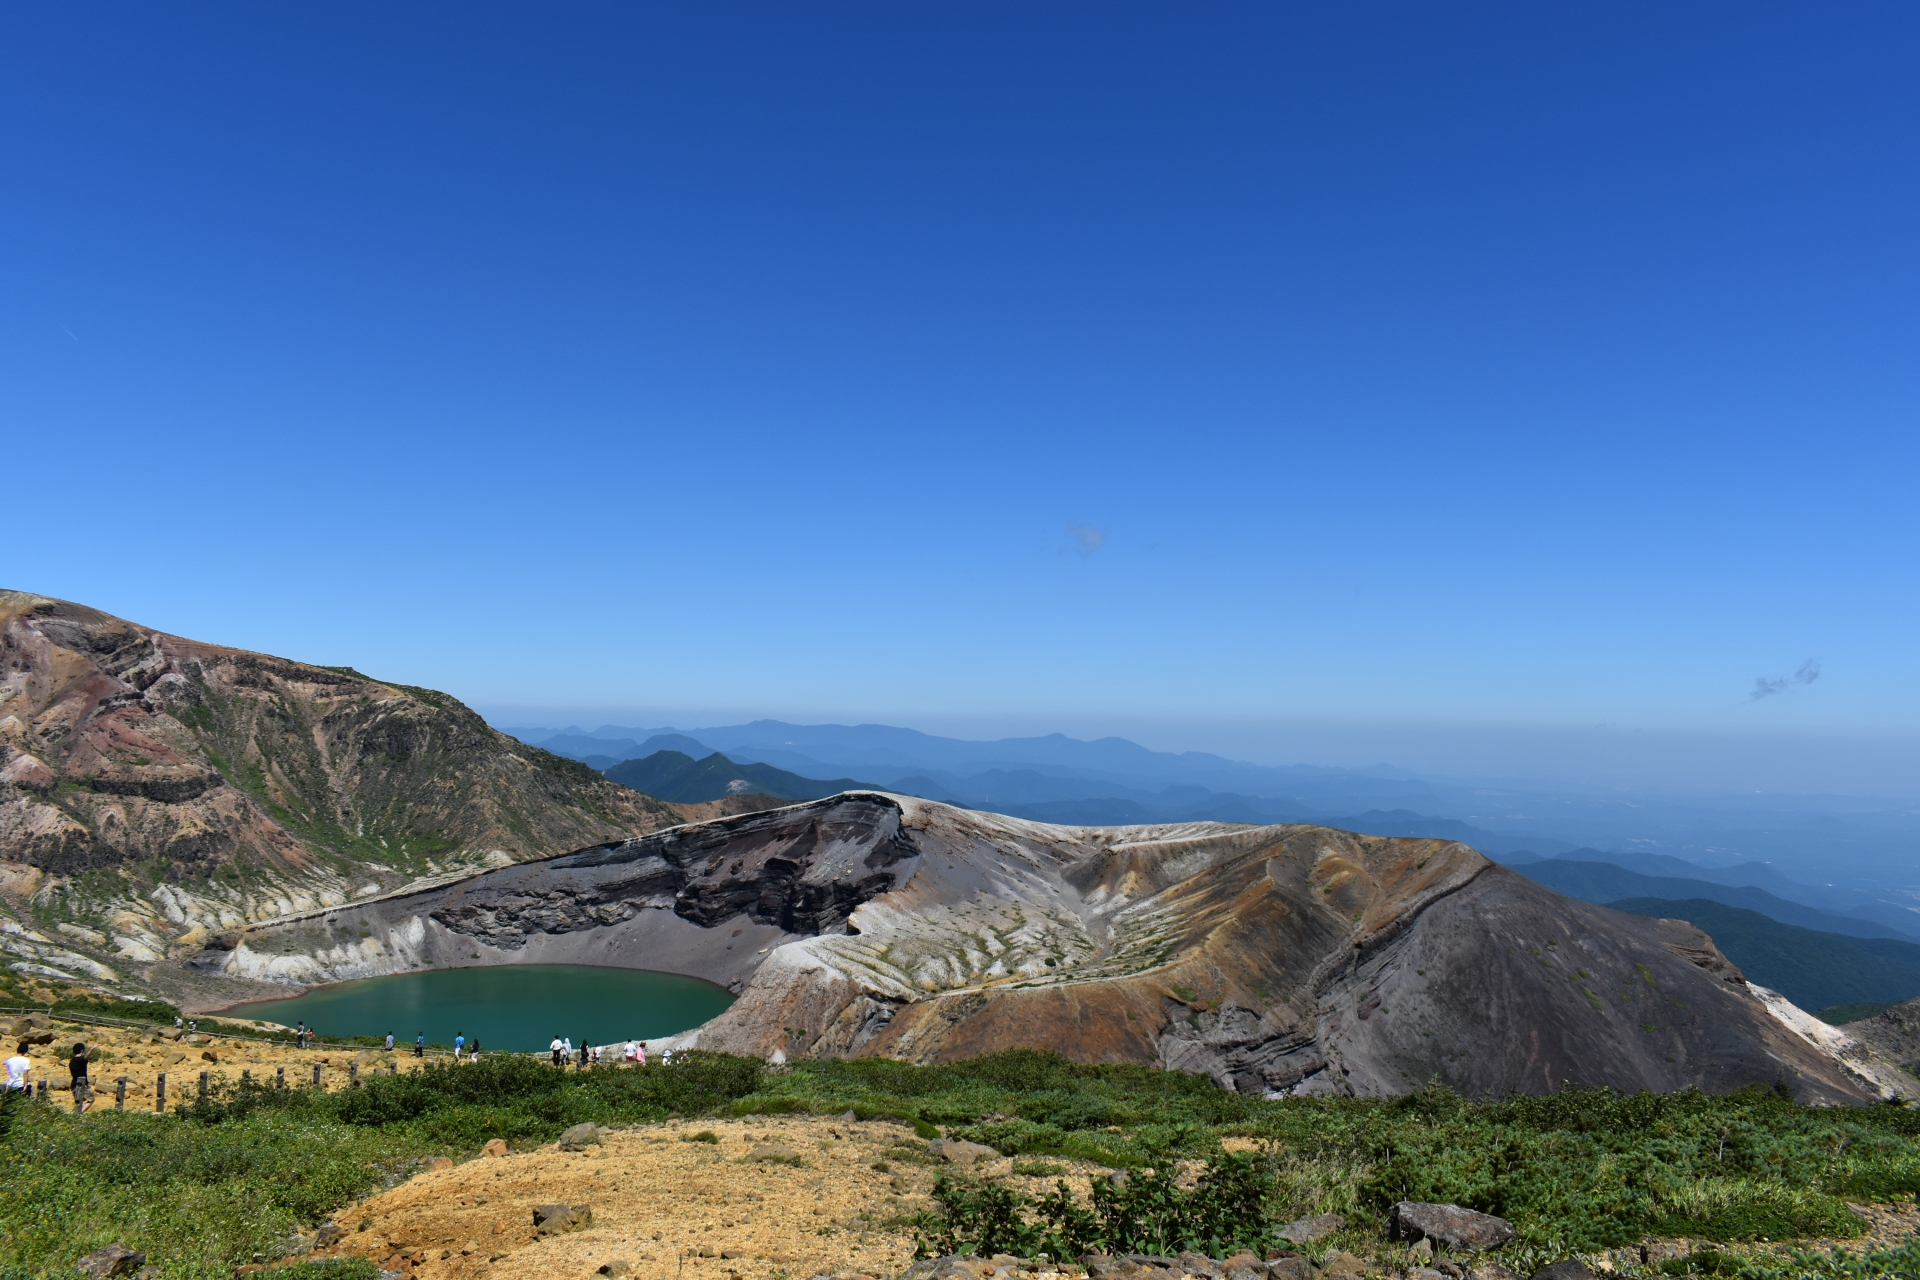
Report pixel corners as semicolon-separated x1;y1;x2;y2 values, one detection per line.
5;1041;95;1112
292;1022;316;1048
547;1036;664;1068
377;1031;478;1060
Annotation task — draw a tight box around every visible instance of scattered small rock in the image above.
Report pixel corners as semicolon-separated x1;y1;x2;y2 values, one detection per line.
201;1050;219;1063
1316;1251;1367;1279
926;1137;999;1165
533;1203;592;1236
559;1123;605;1151
721;1250;745;1259
482;1139;509;1157
1388;1202;1516;1253
597;1262;633;1277
1264;1255;1311;1280
426;1157;454;1172
1276;1213;1346;1245
74;1246;146;1280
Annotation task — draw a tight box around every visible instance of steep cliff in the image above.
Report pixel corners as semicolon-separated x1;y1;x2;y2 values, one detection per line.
208;792;1913;1104
0;590;685;973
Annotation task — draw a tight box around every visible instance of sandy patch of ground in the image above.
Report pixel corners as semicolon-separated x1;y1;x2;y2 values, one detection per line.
318;1116;1109;1280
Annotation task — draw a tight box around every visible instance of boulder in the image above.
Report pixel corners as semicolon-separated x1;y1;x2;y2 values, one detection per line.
482;1138;508;1157
927;1137;999;1165
1176;1253;1221;1278
1388;1202;1516;1253
597;1261;633;1276
1465;1267;1523;1280
532;1204;592;1236
74;1245;146;1279
1264;1255;1311;1280
558;1123;604;1151
425;1157;453;1172
1316;1251;1367;1278
1276;1213;1346;1245
1530;1266;1594;1280
312;1223;343;1249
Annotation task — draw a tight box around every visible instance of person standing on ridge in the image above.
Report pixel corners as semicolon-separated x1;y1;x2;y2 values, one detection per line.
385;1031;394;1052
4;1043;30;1092
550;1035;564;1067
415;1032;425;1058
454;1032;465;1061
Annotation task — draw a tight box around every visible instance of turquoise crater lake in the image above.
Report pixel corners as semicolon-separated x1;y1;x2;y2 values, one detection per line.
221;964;735;1052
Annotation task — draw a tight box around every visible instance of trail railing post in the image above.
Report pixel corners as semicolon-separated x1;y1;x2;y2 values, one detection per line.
36;1080;47;1101
350;1062;359;1087
156;1073;166;1112
312;1063;322;1089
388;1061;397;1075
115;1076;127;1110
198;1071;209;1101
277;1066;286;1090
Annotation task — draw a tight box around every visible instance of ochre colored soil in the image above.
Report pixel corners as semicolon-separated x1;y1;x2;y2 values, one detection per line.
317;1116;1103;1280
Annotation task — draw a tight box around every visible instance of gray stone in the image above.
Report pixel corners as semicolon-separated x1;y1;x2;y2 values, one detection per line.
1529;1266;1594;1280
927;1137;1000;1165
75;1246;146;1280
313;1223;343;1248
531;1203;592;1236
1316;1251;1367;1278
1265;1257;1311;1280
1276;1213;1346;1245
597;1261;633;1276
1176;1253;1220;1278
557;1123;603;1151
1388;1202;1516;1253
1408;1271;1448;1280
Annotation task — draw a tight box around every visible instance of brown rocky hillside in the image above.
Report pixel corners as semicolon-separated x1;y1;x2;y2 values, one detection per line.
0;589;685;972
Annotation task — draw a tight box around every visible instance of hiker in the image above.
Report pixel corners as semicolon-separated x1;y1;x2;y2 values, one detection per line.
550;1035;564;1068
385;1031;395;1052
68;1042;93;1114
295;1021;306;1048
561;1036;573;1067
453;1032;465;1061
174;1016;183;1031
4;1043;29;1092
577;1038;589;1070
636;1042;646;1067
469;1038;480;1061
415;1033;425;1058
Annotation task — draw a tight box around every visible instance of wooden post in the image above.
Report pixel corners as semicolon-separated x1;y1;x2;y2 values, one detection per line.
350;1062;359;1087
388;1060;397;1075
198;1071;209;1100
115;1076;127;1110
312;1062;322;1089
156;1072;166;1112
277;1065;286;1090
36;1080;47;1101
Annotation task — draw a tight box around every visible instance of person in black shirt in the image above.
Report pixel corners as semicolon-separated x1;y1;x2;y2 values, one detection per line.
69;1042;93;1114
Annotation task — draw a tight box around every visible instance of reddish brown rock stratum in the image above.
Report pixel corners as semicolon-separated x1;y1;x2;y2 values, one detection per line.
0;590;685;971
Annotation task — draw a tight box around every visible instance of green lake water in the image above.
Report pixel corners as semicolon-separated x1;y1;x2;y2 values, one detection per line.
222;964;734;1053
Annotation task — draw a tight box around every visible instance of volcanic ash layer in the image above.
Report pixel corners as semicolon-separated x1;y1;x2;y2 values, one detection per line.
213;793;1910;1103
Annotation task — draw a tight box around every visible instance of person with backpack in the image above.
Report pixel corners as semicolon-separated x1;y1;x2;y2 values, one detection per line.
68;1042;93;1114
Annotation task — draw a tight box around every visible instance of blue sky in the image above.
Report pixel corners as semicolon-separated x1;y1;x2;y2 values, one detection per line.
8;5;1918;789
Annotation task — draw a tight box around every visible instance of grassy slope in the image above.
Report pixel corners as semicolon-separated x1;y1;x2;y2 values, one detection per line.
5;1051;1920;1280
1607;898;1920;1011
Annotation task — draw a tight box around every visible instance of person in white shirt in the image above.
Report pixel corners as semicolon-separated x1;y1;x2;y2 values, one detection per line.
550;1036;564;1067
4;1044;29;1091
385;1032;395;1051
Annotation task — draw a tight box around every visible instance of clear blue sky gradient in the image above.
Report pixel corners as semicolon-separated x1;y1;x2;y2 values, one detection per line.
7;5;1918;787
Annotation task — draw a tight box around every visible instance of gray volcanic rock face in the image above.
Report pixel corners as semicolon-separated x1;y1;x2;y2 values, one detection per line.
204;793;1911;1103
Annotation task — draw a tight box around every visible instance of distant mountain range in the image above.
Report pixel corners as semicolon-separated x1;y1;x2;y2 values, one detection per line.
1606;898;1920;1014
1509;859;1920;944
603;751;888;805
